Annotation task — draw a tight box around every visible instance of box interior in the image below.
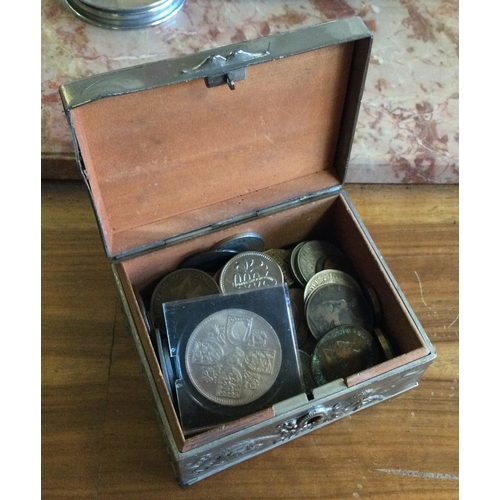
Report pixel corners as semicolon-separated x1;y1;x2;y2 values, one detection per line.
68;42;355;257
116;192;431;452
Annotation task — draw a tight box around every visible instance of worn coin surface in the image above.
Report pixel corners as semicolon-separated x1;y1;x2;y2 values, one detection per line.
373;327;395;360
185;308;282;406
361;280;383;326
311;325;379;385
150;268;220;328
303;269;363;305
305;281;373;339
290;241;308;286
264;248;295;286
212;232;265;253
219;251;284;293
297;240;346;285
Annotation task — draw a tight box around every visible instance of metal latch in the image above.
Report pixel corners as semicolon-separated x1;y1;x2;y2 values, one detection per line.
183;48;269;90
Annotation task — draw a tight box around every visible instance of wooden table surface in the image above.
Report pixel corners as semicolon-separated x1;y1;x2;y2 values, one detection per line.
41;182;459;499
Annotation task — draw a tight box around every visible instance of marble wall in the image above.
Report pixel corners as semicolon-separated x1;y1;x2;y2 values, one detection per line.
41;0;458;183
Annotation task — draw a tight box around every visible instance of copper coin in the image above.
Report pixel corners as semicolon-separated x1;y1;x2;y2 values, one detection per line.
305;282;374;340
150;268;220;328
185;309;282;406
219;251;284;293
311;325;379;385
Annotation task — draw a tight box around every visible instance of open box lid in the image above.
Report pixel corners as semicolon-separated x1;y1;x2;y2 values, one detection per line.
60;17;372;260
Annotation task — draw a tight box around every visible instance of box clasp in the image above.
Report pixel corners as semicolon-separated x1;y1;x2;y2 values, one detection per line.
184;48;269;90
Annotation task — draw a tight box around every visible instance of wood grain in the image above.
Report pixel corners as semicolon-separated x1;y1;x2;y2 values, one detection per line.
41;182;458;499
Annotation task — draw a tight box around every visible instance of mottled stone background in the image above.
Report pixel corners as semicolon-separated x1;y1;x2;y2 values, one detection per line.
42;0;458;183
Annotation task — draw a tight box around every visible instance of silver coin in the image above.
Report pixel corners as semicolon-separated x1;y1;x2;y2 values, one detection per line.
305;282;374;340
185;308;282;406
297;240;346;285
150;269;220;328
290;242;308;286
311;325;379;385
304;269;363;305
212;232;265;253
219;251;284;293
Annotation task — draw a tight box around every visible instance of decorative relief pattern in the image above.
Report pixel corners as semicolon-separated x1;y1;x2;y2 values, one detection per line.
182;368;424;480
42;0;458;183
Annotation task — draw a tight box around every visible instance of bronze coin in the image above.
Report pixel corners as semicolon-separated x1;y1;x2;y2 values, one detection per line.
150;268;220;329
373;327;396;360
305;281;374;340
361;280;383;326
311;325;379;385
219;251;284;293
185;308;282;406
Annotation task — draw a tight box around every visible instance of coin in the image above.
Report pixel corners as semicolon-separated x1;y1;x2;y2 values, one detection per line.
288;288;308;347
305;281;374;340
296;240;347;285
361;280;383;326
303;269;363;305
264;248;295;286
150;268;220;329
311;325;379;385
179;249;238;273
290;241;308;286
219;251;284;293
298;349;316;394
373;327;395;360
212;232;265;253
185;308;282;406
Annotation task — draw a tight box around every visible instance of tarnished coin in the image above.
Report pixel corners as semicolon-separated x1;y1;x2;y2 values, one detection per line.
304;269;363;305
297;240;346;285
219;251;284;293
373;327;395;360
290;241;308;286
298;350;316;394
185;308;282;406
305;282;374;340
212;232;265;253
179;249;238;273
264;248;295;286
311;325;379;385
288;288;308;347
150;269;220;328
361;280;383;326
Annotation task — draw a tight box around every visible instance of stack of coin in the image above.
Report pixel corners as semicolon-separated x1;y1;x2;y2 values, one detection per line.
143;234;396;395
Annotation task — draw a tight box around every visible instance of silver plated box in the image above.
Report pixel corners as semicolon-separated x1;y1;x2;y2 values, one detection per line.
59;17;436;486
